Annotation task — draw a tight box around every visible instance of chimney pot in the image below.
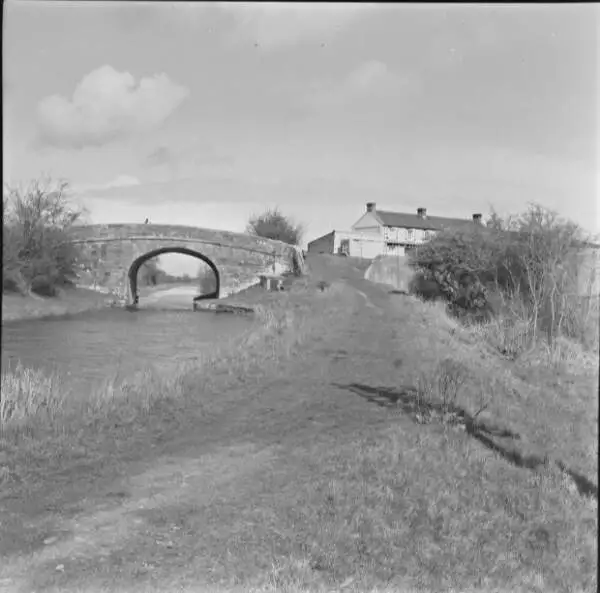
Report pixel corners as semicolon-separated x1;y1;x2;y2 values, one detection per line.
366;202;376;213
472;213;482;224
417;207;427;219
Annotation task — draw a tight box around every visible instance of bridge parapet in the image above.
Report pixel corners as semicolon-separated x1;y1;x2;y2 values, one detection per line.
68;224;304;305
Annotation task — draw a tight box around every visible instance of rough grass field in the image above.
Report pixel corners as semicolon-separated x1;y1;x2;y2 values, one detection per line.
0;254;597;593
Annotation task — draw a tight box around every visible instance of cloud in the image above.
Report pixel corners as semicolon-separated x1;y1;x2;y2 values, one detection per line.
422;10;507;71
217;2;374;49
83;196;262;235
36;65;190;149
104;175;141;189
74;175;141;194
105;3;215;33
142;141;235;182
346;60;393;91
144;146;173;169
306;60;413;109
143;145;184;181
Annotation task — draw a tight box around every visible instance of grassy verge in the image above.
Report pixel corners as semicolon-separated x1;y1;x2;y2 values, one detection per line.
1;287;111;323
0;272;353;485
1;255;597;593
237;293;597;593
392;297;598;483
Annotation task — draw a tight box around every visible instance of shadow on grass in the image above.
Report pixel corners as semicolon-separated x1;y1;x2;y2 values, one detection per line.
555;459;599;499
335;382;598;501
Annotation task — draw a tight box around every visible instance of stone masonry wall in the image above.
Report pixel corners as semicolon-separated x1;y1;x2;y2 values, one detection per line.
69;224;304;304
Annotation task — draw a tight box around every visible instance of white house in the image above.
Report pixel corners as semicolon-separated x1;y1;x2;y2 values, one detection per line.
305;229;384;259
308;202;484;258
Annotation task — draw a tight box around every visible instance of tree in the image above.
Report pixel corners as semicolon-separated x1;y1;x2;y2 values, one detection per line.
197;262;217;295
138;257;162;287
3;177;87;296
409;202;596;346
246;207;304;246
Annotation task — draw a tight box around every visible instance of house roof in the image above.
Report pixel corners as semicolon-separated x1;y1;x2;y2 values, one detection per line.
373;210;477;231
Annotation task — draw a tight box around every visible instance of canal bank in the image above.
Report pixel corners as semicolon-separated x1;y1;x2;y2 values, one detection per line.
1;254;596;593
0;282;258;324
0;259;335;436
2;288;112;323
1;275;301;396
2;273;295;323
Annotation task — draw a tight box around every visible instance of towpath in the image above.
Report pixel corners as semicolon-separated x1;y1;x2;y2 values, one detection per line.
1;255;596;593
1;256;408;592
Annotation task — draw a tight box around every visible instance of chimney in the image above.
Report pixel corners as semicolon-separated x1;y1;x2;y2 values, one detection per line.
417;207;427;219
366;202;376;213
472;213;482;224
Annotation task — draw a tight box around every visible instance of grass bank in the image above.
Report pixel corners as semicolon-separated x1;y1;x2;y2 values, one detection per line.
0;255;597;593
2;286;111;323
0;269;351;476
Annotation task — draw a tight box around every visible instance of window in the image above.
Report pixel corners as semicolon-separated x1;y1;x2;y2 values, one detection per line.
386;243;404;256
100;244;108;258
339;239;350;255
406;228;415;241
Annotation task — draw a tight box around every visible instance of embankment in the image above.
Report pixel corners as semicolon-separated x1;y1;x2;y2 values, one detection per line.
2;288;112;323
364;254;415;292
2;275;280;323
0;263;348;439
1;254;597;593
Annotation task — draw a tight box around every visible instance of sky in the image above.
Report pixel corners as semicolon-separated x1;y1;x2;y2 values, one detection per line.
3;2;599;275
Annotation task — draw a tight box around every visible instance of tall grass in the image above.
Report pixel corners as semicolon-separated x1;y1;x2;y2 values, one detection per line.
0;362;65;427
0;277;347;437
458;290;599;372
1;263;596;592
409;203;600;364
0;328;268;435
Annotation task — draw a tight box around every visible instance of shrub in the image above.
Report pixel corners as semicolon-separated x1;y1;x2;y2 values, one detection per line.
138;257;162;287
247;207;305;246
2;178;86;296
197;263;218;295
417;357;470;413
291;247;304;277
409;203;599;348
409;272;444;302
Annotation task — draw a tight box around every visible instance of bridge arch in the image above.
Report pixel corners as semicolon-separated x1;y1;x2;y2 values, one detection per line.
128;247;220;304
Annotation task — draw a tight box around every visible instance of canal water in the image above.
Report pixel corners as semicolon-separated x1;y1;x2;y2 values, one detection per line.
1;286;253;393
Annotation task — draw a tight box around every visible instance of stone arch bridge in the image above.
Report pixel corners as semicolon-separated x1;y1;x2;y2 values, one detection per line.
68;224;304;305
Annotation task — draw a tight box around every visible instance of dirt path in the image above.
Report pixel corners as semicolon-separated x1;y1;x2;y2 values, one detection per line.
1;258;404;592
4;257;595;593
